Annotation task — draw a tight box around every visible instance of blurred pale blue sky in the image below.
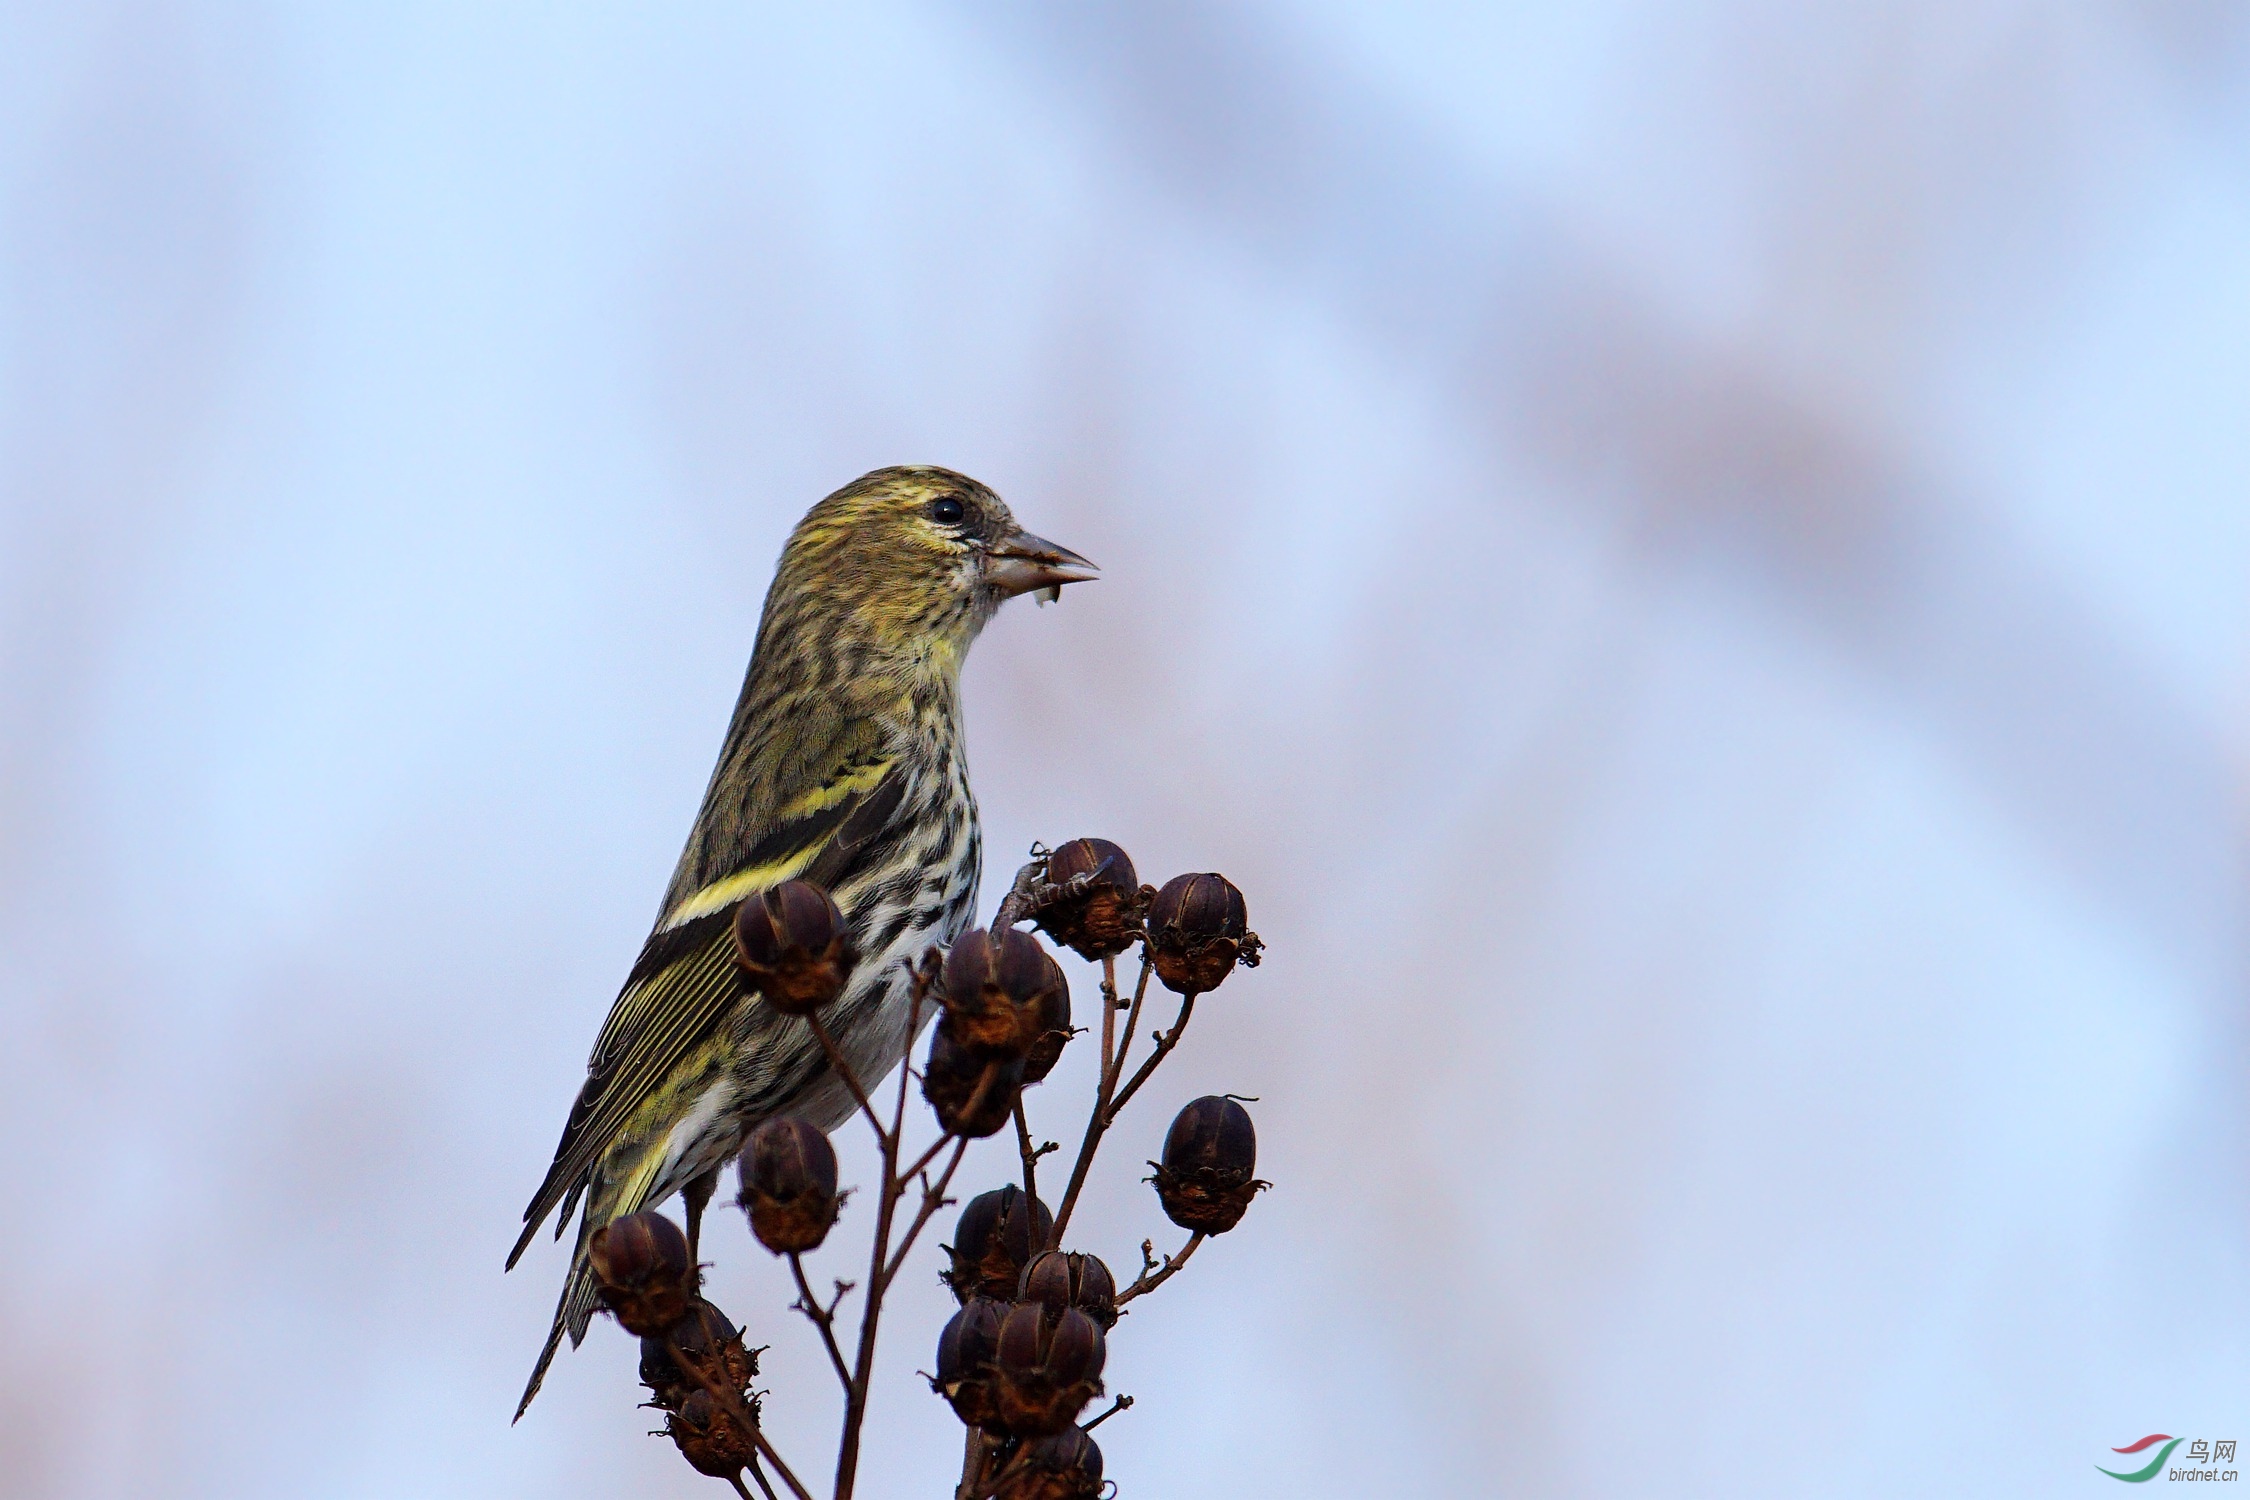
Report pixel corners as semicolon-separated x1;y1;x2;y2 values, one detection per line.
1;4;2244;1497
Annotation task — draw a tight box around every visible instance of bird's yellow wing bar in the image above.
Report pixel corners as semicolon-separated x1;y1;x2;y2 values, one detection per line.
508;752;907;1266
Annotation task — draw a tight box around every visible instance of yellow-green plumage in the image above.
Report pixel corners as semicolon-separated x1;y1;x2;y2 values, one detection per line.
508;467;1092;1418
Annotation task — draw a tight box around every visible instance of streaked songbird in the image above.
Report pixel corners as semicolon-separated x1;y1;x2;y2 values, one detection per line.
508;467;1094;1418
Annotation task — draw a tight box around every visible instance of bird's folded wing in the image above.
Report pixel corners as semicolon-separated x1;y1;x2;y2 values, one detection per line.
508;746;908;1265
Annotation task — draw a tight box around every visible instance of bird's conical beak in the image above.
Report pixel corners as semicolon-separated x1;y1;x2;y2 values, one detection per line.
988;529;1098;603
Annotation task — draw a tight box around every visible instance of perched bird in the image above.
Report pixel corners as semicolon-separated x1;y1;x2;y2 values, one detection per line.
507;466;1093;1418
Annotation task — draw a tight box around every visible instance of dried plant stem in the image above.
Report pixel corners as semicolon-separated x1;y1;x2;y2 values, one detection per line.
1080;1394;1135;1431
1012;1099;1040;1204
786;1253;852;1393
805;1013;887;1145
1106;989;1197;1117
832;1051;897;1500
881;1137;968;1287
953;1426;987;1500
970;1447;1031;1500
1050;954;1166;1247
830;963;972;1500
1116;1231;1205;1306
661;1331;814;1500
890;961;933;1142
744;1419;813;1498
1112;954;1153;1082
735;1464;785;1500
897;1132;954;1188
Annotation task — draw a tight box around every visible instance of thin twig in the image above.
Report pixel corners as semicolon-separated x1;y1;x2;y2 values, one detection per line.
787;1253;852;1393
743;1456;782;1500
742;1426;809;1500
955;1426;988;1500
1080;1393;1135;1431
1047;956;1121;1248
833;998;958;1500
972;1447;1032;1500
1110;952;1153;1088
1051;954;1177;1247
898;1132;954;1189
1098;955;1124;1088
1115;1231;1205;1306
1013;1099;1040;1205
661;1332;814;1500
1106;990;1198;1117
882;1135;969;1287
832;1102;902;1500
892;955;935;1144
806;1012;888;1145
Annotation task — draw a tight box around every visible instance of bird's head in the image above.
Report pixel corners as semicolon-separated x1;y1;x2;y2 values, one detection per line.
764;466;1096;683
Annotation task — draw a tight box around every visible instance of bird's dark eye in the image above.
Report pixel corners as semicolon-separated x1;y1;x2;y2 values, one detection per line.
930;495;966;526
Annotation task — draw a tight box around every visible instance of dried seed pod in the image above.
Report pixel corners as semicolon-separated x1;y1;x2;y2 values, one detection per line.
930;1296;1006;1428
733;880;856;1015
689;1300;759;1389
943;1185;1055;1303
996;1429;1106;1500
1032;838;1148;960
922;1023;1023;1138
1018;975;1073;1086
940;928;1069;1060
587;1211;696;1335
1016;1250;1118;1331
737;1116;842;1254
1145;872;1261;994
666;1386;761;1479
639;1333;681;1400
992;1302;1106;1437
1149;1095;1268;1235
639;1298;759;1409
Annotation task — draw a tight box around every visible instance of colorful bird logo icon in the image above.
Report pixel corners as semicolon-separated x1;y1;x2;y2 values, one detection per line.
2099;1435;2183;1482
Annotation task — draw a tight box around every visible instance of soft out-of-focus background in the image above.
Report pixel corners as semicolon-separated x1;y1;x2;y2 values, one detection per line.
1;3;2244;1496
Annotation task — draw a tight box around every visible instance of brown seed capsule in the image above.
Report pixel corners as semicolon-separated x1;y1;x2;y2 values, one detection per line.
1145;871;1261;994
737;1116;842;1254
733;880;857;1015
942;1185;1055;1303
995;1429;1106;1500
921;1023;1023;1138
1149;1095;1267;1235
930;1296;1005;1428
940;928;1069;1060
993;1302;1106;1437
1016;1250;1118;1331
587;1211;696;1335
666;1386;761;1479
640;1298;759;1409
1032;838;1148;960
1018;974;1073;1086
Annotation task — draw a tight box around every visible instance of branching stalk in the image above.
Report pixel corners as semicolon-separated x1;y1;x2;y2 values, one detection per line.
1013;1100;1040;1204
881;1136;968;1288
830;962;973;1500
1051;954;1178;1247
1115;1231;1205;1306
787;1253;852;1393
661;1330;814;1500
1111;954;1153;1085
805;1013;888;1146
1081;1394;1135;1431
1106;989;1198;1117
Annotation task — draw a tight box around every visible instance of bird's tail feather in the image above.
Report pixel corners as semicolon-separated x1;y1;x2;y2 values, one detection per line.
512;1144;674;1421
513;1256;599;1423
